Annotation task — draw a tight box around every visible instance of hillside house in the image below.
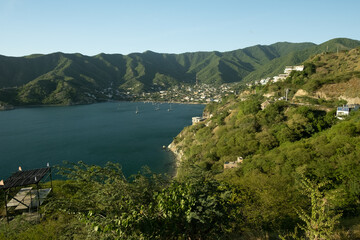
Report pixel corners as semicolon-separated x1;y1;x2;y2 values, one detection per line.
284;65;304;74
261;100;272;110
192;116;205;125
224;157;243;169
336;104;360;119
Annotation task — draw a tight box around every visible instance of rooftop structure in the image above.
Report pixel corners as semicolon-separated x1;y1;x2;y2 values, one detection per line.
0;167;51;190
1;166;53;222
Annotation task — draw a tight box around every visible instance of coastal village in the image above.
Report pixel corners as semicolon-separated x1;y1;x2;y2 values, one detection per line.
135;83;236;104
82;82;237;105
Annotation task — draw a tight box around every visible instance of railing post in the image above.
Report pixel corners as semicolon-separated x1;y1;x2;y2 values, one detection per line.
4;189;9;223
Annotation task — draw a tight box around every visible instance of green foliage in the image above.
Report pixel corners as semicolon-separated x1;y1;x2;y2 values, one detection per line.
237;97;261;117
297;179;342;240
25;162;244;239
152;179;240;239
0;212;88;240
280;178;342;240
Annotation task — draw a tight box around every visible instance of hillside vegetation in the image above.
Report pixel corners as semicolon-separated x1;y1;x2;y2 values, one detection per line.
168;47;360;238
0;38;359;106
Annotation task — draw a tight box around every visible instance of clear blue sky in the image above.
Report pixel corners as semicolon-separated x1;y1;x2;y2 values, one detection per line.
1;0;359;56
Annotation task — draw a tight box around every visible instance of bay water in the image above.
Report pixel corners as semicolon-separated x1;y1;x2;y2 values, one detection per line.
0;102;204;179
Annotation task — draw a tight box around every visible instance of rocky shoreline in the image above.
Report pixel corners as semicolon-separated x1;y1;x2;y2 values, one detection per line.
167;141;184;177
0;103;14;111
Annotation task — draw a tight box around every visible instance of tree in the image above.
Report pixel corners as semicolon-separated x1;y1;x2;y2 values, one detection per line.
280;178;342;240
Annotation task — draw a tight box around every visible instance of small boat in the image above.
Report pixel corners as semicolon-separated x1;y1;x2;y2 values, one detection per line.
136;106;139;114
167;103;172;112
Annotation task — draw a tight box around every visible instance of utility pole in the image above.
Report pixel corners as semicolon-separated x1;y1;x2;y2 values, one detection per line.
285;88;289;101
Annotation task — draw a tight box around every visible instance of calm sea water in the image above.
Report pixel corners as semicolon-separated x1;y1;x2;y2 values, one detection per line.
0;102;204;179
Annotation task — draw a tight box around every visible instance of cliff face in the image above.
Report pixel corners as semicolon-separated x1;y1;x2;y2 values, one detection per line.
167;142;184;166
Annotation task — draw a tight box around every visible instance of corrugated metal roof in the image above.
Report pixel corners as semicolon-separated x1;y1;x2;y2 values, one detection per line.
0;167;50;190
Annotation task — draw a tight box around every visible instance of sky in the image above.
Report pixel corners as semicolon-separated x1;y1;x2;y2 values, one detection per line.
0;0;360;57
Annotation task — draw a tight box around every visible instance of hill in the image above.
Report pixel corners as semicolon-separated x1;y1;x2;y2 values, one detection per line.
0;38;359;106
171;46;360;176
167;47;360;237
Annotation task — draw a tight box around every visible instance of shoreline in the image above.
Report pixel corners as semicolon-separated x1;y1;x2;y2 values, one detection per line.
4;99;206;111
167;142;184;178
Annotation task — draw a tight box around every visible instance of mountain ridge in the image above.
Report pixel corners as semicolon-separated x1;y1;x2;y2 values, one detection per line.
0;38;359;106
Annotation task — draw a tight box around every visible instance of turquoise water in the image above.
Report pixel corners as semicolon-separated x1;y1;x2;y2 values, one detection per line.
0;102;204;179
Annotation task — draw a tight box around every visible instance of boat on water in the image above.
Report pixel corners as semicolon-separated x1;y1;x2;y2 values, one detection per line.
167;103;172;112
136;106;139;114
155;104;160;111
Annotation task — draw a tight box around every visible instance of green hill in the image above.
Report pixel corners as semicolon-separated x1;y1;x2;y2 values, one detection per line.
167;46;360;238
171;46;360;175
0;38;359;106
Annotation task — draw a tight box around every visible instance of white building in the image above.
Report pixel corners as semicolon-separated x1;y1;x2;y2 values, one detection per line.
273;75;287;82
273;65;304;83
284;65;304;74
260;77;271;85
336;104;360;119
192;116;205;125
